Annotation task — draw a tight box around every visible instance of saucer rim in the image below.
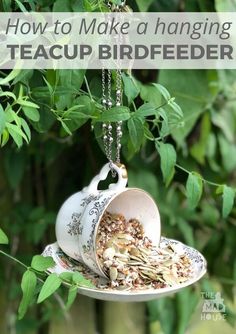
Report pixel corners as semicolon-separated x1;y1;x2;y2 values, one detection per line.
43;237;207;300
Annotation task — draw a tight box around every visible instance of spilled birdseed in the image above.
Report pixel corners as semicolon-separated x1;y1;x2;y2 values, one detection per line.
96;211;193;291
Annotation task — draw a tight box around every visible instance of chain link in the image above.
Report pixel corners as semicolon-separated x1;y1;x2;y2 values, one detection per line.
115;3;124;163
102;68;123;171
101;70;112;167
101;1;126;171
115;69;123;163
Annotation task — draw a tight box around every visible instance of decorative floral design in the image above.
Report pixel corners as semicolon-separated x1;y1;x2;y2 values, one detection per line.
66;193;104;236
80;193;103;207
55;248;83;270
65;191;114;273
182;245;205;266
67;212;83;236
82;195;113;264
161;237;205;270
83;244;91;254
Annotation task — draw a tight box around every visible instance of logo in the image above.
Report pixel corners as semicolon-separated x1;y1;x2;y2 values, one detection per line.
201;292;226;321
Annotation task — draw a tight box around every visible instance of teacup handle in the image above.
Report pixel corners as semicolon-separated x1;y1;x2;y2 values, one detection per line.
83;163;128;194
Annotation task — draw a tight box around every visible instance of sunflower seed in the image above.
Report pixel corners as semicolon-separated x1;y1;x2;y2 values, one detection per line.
109;267;118;281
96;211;193;291
103;247;116;260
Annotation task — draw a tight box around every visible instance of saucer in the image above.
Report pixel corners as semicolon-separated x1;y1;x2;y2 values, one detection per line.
42;237;207;302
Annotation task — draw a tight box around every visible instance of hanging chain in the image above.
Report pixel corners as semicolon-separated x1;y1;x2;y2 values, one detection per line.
102;68;123;168
115;71;123;163
101;1;128;169
102;68;113;166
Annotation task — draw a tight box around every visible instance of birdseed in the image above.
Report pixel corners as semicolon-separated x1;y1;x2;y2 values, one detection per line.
96;211;193;290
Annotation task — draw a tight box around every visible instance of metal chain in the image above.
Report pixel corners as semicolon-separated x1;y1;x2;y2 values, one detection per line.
102;1;126;168
102;68;113;167
115;71;123;163
102;68;123;169
115;1;124;163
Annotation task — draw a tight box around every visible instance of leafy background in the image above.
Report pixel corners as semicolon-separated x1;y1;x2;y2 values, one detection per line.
0;0;236;333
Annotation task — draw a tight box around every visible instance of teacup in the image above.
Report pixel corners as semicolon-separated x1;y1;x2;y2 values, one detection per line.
55;163;161;277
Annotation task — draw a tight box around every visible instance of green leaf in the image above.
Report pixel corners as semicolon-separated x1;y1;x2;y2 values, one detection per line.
135;103;158;118
176;219;194;247
216;185;224;195
0;91;16;100
186;173;203;209
215;0;236;11
127;117;144;151
15;0;27;11
6;107;21;126
43;77;54;96
190;113;211;164
206;133;220;172
63;104;85;115
168;99;183;118
37;273;61;303
13;70;33;85
128;169;159;200
59;272;73;283
60;119;72;135
31;255;55;272
0;228;9;244
18;100;40;109
72;272;95;288
18;270;37;320
32;86;74;98
58;96;94;133
147;299;175;334
65;111;92;120
20;118;31;142
122;73;140;105
135;0;154;11
212;107;235;142
58;69;85;90
73;96;94;114
98;106;130;122
153;83;171;101
6;123;28;146
159;108;169;137
139;84;162;107
201;201;220;227
66;286;77;310
0;129;9;147
83;0;93;10
22;107;40;122
143;123;155;140
7;125;23;147
0;105;6;136
0;69;21;86
157;142;177;186
158;70;218;145
222;185;235;218
218;134;236;173
53;0;72;12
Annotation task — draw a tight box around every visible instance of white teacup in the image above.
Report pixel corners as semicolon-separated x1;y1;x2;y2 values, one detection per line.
55;163;161;277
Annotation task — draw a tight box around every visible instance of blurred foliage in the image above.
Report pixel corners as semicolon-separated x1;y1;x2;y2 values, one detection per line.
0;0;236;334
